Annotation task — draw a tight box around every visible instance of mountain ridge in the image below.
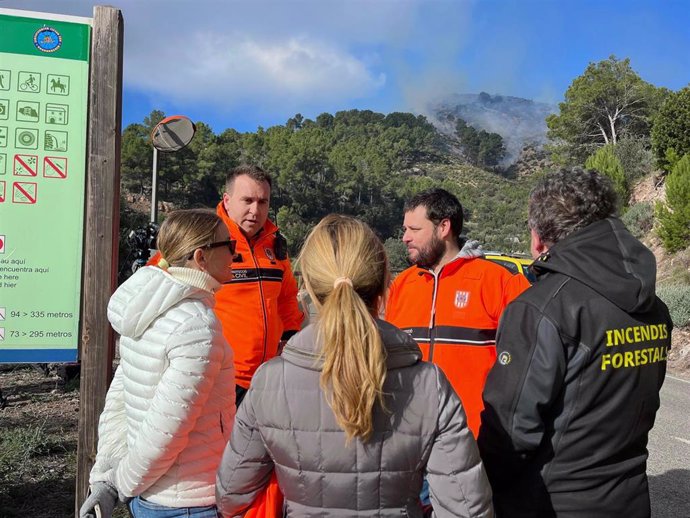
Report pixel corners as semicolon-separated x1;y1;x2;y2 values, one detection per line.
425;92;557;163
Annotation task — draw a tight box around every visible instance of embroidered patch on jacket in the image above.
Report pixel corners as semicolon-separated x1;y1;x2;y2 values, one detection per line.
264;247;275;261
498;351;512;365
454;290;470;308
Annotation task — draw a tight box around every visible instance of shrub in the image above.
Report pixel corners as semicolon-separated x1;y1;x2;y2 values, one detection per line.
0;423;52;482
657;283;690;328
585;144;628;206
651;85;690;171
656;154;690;252
622;202;654;238
613;136;654;185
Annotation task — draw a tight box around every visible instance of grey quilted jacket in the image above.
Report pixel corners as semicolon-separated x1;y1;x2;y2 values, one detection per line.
216;319;494;517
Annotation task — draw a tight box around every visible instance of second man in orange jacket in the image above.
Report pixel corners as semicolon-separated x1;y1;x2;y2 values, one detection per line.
386;188;529;437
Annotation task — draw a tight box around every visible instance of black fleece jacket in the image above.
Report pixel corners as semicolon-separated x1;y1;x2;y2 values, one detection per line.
478;217;672;518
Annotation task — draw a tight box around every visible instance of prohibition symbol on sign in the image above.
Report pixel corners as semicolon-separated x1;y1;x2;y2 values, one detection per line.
43;156;67;179
12;181;37;204
13;154;38;176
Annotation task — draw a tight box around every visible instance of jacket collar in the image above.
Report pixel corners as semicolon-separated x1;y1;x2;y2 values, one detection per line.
215;201;279;246
531;217;657;313
167;266;221;293
414;237;484;277
281;319;422;372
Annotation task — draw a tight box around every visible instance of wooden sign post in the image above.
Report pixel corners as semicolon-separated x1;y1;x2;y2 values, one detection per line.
75;6;123;516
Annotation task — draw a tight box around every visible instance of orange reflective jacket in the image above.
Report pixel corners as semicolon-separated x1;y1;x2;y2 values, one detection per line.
385;257;529;436
149;203;303;388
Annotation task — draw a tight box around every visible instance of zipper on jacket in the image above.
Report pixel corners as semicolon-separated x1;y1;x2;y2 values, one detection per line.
427;268;441;362
249;242;270;363
250;229;278;364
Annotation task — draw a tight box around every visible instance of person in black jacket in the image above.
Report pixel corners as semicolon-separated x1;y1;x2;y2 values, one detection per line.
478;167;672;518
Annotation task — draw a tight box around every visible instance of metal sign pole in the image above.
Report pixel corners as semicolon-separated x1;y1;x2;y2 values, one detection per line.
151;146;158;223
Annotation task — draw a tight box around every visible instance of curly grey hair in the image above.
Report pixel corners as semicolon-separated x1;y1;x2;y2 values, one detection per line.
528;167;618;245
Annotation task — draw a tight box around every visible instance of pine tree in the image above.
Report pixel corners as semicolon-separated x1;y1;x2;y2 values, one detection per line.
656;154;690;252
585;144;628;206
651;86;690;171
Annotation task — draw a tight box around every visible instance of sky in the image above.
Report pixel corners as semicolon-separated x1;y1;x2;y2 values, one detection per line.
2;0;689;134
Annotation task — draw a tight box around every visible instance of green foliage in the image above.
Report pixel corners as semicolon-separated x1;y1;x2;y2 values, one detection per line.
664;148;682;171
585;144;628;205
0;406;78;517
656;283;690;327
120;108;536;257
435;163;536;252
621;202;654;239
455;118;505;168
613;136;654;185
384;237;409;273
656;154;690;252
143;109;165;129
276;206;314;257
651;85;690;171
547;56;663;164
0;423;58;482
120;123;152;195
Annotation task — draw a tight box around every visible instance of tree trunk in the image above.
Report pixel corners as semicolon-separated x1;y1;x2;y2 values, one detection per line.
608;114;618;145
598;123;609;145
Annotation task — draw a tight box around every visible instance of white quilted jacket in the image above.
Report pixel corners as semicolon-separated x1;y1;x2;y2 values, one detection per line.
89;266;235;507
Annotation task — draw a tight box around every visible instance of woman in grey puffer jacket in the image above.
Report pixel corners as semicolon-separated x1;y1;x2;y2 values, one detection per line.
216;215;493;518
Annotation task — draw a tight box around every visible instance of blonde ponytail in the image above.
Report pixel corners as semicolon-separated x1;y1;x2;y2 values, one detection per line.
297;214;389;442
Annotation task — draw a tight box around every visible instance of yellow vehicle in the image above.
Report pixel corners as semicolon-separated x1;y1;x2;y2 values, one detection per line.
484;252;536;283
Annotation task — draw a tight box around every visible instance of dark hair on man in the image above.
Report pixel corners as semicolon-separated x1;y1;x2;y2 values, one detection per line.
528;167;618;245
224;164;273;193
405;188;463;240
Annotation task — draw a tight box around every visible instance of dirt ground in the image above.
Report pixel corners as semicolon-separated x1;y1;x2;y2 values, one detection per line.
1;327;688;517
0;367;80;518
668;327;690;376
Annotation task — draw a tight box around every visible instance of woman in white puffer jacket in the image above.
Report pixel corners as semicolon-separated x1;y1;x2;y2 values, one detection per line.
80;209;236;518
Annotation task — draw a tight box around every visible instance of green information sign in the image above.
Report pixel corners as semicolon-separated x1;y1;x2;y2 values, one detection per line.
0;9;91;363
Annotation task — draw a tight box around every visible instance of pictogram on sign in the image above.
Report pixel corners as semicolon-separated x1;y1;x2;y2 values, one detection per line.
13;154;38;176
43;156;67;179
0;180;5;202
12;181;37;204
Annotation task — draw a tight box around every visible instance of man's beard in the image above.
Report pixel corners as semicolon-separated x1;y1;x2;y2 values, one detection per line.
409;234;445;270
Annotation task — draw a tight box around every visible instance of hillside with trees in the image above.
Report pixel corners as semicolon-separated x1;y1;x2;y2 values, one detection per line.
119;56;689;346
544;56;689;358
120;108;541;271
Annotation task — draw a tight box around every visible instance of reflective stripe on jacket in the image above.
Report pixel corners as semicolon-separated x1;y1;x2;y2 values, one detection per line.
386;257;529;436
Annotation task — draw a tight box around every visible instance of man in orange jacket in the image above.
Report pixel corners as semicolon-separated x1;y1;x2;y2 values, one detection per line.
217;165;303;404
385;188;529;437
150;165;303;405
